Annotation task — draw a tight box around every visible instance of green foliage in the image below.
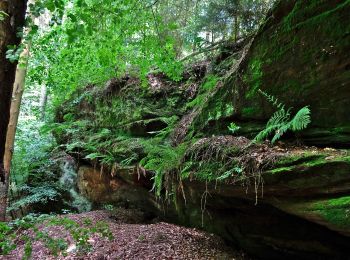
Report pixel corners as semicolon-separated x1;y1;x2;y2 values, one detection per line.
102;204;115;211
183;161;222;181
227;122;241;134
0;214;114;257
186;74;220;110
181;160;243;183
42;236;67;257
9;140;72;214
216;166;242;181
290;106;312;131
186;94;206;110
5;45;24;63
254;90;311;143
51;81;187;178
21;0;274;130
27;0;185;105
0;214;49;257
48;216;114;252
202;74;219;90
9;0;276;218
8;185;60;212
180;138;245;182
258;88;285;110
9;109;67;213
148;116;179;139
0;223;15;255
140;140;187;196
10;213;50;229
23;236;33;260
0;10;9;21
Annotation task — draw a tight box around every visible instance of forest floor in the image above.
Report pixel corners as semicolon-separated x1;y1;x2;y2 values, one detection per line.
1;210;246;260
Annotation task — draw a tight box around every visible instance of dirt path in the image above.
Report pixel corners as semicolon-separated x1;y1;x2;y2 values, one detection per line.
1;210;246;259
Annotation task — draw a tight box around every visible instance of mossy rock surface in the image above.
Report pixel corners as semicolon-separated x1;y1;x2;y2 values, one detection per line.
313;196;350;232
194;0;350;147
265;153;350;192
271;195;350;237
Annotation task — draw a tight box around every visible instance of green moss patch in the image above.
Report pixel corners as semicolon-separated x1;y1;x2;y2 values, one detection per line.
313;196;350;228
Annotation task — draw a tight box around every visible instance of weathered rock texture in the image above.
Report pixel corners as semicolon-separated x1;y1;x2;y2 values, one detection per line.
195;0;350;147
77;165;159;215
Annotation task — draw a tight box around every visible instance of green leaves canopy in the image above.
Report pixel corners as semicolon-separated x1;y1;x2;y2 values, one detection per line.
29;0;183;104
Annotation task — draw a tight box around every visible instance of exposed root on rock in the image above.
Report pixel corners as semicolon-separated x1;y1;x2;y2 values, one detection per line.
182;135;285;203
171;109;199;145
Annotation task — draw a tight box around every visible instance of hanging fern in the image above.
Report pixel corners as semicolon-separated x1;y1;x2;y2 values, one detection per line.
140;141;187;197
290;106;311;131
254;90;311;143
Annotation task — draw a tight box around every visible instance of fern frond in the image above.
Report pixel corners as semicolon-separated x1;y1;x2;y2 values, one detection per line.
85;152;104;160
290;106;311;131
266;109;289;127
258;89;285;110
255;91;311;143
271;122;291;144
140;142;187;196
254;123;281;142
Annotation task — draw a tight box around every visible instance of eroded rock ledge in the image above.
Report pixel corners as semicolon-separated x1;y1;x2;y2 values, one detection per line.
76;142;350;259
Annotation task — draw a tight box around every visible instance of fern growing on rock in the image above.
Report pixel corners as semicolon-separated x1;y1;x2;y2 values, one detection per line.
254;90;311;143
140;140;187;197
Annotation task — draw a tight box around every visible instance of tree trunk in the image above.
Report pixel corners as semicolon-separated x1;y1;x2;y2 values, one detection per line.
3;39;31;195
0;0;27;222
234;14;240;41
205;32;210;43
2;42;30;221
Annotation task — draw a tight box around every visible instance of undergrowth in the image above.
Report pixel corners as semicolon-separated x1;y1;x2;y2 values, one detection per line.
0;214;113;258
9;150;71;216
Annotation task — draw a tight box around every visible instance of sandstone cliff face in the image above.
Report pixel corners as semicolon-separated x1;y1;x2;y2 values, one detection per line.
55;0;350;258
77;166;158;214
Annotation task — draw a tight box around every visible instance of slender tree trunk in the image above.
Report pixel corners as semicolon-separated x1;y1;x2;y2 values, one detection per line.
0;0;27;222
192;0;199;52
39;84;48;120
234;0;241;42
4;40;31;171
1;41;30;221
1;6;32;221
234;14;239;41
